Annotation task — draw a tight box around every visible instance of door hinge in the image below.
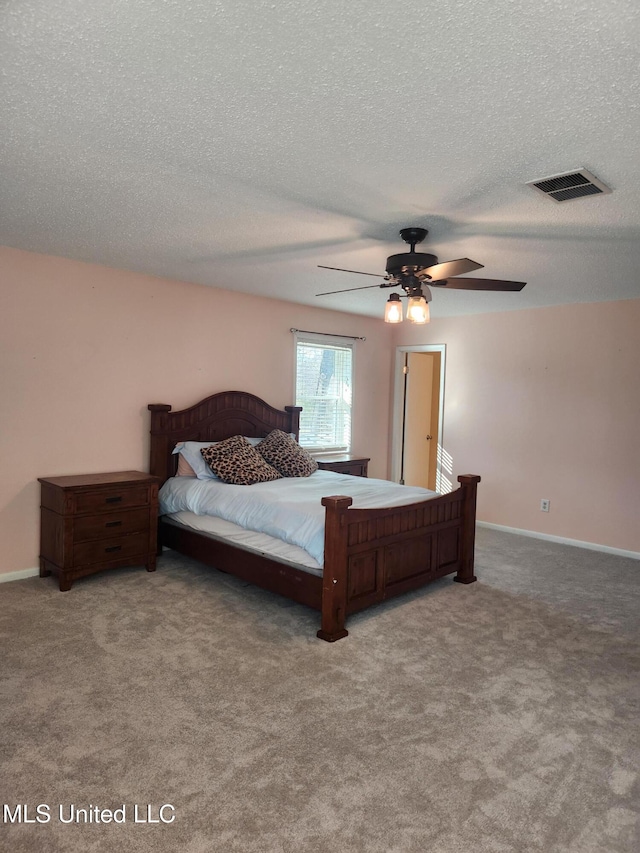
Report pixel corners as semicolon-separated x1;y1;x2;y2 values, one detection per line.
402;365;409;374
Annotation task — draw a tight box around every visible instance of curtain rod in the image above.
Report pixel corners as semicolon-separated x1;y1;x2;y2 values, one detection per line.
290;328;366;341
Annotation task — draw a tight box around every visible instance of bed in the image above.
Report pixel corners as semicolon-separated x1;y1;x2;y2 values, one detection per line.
148;390;480;641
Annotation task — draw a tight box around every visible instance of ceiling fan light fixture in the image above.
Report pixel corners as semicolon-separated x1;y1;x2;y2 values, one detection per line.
407;294;430;324
317;226;525;314
384;293;403;324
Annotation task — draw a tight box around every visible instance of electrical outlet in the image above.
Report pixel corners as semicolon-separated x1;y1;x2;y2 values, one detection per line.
540;499;550;512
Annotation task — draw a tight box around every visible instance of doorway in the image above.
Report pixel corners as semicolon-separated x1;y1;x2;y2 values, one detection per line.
391;345;446;491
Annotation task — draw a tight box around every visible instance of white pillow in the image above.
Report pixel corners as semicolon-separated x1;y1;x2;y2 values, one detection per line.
172;441;218;479
172;437;265;480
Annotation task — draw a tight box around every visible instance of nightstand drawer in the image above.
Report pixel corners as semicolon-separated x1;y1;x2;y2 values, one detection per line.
74;508;150;542
73;532;148;566
315;455;370;477
334;463;367;476
74;486;150;514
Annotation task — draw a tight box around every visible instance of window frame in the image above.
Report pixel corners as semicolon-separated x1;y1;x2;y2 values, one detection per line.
293;331;355;454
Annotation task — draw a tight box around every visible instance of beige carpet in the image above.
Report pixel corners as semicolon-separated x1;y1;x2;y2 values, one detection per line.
1;527;639;852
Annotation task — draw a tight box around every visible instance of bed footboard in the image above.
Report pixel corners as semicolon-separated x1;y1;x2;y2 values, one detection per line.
317;475;480;641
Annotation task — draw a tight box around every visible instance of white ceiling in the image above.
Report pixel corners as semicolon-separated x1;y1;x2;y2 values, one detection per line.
2;0;640;319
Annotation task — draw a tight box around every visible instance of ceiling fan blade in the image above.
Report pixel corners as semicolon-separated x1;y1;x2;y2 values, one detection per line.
430;278;527;291
317;265;386;278
417;258;484;280
316;282;391;296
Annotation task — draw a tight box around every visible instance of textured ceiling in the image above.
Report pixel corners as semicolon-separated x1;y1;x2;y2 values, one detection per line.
2;0;640;319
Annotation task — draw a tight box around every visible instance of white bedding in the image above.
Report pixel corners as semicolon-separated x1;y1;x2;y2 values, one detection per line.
159;470;438;566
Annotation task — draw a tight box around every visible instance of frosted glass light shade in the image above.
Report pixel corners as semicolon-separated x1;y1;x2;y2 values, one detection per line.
384;294;403;323
407;295;430;324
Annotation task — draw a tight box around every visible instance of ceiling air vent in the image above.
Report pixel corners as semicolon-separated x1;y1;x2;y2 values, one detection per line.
526;169;612;203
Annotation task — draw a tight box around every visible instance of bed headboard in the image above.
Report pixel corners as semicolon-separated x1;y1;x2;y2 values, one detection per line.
148;390;302;483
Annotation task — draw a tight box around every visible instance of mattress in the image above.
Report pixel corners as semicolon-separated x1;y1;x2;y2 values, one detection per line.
163;510;324;576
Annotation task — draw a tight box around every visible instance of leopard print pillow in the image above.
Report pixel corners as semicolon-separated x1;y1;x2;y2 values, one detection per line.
200;435;282;485
256;430;318;478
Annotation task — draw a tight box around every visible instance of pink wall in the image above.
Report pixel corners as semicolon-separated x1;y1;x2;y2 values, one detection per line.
0;247;394;575
2;246;638;576
393;299;640;553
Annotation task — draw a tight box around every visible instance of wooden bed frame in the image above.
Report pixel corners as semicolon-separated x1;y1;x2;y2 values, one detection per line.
148;390;480;641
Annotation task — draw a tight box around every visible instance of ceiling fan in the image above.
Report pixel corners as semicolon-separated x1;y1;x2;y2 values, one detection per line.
316;227;526;324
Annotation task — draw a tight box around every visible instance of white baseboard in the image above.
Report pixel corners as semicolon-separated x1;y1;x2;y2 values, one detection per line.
477;521;640;561
0;567;40;583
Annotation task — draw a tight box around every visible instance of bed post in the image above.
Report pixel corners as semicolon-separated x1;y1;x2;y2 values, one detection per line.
317;496;352;642
147;404;173;482
285;405;302;441
454;474;481;585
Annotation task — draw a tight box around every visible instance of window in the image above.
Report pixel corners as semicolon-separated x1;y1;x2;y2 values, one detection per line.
294;333;354;452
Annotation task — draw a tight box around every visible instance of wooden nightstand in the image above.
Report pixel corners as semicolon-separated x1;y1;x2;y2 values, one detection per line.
38;471;160;591
315;454;370;477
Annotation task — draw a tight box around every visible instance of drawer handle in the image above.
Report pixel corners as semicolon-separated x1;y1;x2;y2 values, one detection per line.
104;545;122;553
106;496;123;504
105;520;122;528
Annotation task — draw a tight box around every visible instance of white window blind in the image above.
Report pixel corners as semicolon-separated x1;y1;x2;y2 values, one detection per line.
294;334;354;452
